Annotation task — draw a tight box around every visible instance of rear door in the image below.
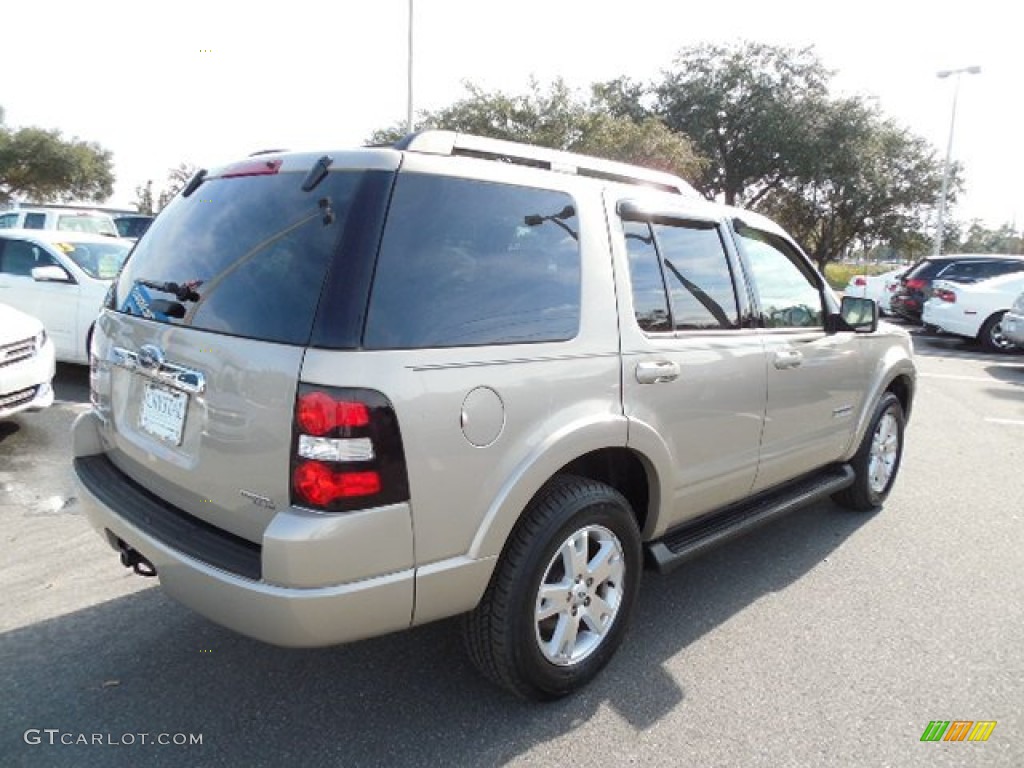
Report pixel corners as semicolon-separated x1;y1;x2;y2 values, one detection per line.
91;159;396;544
612;195;766;528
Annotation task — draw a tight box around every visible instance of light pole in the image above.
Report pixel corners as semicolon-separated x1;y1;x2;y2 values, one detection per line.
406;0;414;134
934;65;981;255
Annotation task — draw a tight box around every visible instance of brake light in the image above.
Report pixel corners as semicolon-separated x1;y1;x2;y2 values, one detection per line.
935;288;956;303
297;391;370;435
853;276;867;287
905;278;926;290
291;385;409;512
221;158;283;178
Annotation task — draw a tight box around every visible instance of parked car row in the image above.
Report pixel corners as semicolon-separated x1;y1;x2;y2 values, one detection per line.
846;253;1024;354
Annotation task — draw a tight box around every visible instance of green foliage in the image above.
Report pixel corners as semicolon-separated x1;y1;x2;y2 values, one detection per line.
952;220;1024;254
367;79;705;182
0;115;114;204
656;41;831;206
133;162;200;214
757;96;949;268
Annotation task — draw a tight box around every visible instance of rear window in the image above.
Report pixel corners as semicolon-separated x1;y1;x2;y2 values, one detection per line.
364;174;580;349
56;213;118;237
113;171;371;345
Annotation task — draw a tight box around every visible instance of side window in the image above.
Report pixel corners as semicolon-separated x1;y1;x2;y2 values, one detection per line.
622;218;739;332
364;174;580;349
23;212;46;229
653;222;739;330
735;225;823;329
0;240;53;276
623;220;671;332
0;213;18;228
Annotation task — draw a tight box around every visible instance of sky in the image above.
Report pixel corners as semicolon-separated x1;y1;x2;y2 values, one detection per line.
2;0;1020;229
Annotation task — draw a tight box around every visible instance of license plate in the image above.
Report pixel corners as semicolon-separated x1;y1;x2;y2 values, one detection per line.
139;382;188;445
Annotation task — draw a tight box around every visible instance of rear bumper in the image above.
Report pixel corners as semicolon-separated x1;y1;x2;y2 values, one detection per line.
921;301;979;340
72;411;415;647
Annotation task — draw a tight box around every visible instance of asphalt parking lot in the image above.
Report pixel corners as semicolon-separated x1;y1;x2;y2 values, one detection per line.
1;329;1021;767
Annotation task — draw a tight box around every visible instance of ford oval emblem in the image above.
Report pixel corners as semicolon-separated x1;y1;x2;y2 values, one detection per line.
138;344;164;371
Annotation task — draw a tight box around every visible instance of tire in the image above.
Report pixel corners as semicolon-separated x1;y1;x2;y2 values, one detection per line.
463;475;642;700
979;311;1017;354
833;392;905;512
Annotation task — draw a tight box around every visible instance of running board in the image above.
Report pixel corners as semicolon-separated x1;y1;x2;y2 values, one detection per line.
646;465;855;574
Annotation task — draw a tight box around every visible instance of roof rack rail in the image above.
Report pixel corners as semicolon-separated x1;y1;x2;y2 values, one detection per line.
393;130;697;196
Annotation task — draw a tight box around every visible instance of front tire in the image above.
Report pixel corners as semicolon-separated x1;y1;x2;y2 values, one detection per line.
463;475;642;700
834;392;905;511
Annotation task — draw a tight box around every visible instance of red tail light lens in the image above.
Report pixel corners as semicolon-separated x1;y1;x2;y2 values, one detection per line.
935;289;956;303
905;278;926;290
853;277;867;286
293;462;382;506
291;385;409;512
297;391;370;436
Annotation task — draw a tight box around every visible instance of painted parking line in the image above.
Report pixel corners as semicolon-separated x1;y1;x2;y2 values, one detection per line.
984;418;1024;426
920;373;1002;383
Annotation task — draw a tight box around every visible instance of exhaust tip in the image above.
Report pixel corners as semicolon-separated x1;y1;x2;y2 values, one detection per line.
117;541;157;578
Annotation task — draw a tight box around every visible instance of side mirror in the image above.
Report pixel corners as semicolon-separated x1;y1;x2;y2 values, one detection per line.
31;265;73;283
835;296;878;333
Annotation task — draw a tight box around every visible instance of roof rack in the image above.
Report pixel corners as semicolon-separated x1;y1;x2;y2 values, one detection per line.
393;130;697;196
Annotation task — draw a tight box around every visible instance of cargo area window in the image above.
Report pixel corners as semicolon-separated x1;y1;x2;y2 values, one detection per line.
364;174;580;349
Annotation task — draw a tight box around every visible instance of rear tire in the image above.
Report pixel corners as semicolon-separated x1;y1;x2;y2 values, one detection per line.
463;475;642;700
979;311;1016;354
833;392;905;511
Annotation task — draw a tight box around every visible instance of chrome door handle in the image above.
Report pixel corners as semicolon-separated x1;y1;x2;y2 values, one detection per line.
636;360;680;384
773;349;804;370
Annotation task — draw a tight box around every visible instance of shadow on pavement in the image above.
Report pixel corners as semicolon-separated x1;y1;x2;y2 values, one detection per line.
0;501;873;768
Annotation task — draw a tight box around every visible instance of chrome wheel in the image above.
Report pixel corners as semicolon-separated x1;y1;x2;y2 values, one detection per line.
868;409;900;494
988;321;1013;351
535;524;625;666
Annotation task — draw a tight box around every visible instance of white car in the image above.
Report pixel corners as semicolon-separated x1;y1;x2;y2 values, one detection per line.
922;271;1024;353
0;206;119;237
0;229;133;363
0;303;56;420
843;267;904;315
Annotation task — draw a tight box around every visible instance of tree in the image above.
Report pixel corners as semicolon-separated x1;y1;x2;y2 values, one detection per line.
0;111;114;204
756;97;949;268
952;221;1024;254
133;162;200;214
368;79;705;182
656;41;831;206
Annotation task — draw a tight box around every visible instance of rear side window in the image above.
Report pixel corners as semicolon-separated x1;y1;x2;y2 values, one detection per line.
364;174;580;349
623;219;739;331
114;171;371;345
23;213;46;229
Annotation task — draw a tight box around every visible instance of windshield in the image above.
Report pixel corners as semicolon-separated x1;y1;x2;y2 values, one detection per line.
113;170;373;345
55;240;132;279
56;213;118;237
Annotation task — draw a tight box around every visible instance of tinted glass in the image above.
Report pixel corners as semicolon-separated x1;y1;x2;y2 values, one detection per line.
0;213;18;228
56;213;118;236
114;171;368;345
364;174;580;349
735;226;823;328
623;221;671;332
654;222;738;330
24;213;46;229
0;239;58;276
115;216;154;239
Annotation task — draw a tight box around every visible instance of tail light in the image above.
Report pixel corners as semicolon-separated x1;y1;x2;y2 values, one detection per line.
291;385;409;512
853;276;867;287
905;278;926;291
934;288;956;303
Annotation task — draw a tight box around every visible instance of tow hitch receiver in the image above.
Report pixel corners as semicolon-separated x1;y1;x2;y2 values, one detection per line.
118;541;157;577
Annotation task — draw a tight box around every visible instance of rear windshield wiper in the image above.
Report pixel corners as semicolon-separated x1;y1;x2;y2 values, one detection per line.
137;279;203;302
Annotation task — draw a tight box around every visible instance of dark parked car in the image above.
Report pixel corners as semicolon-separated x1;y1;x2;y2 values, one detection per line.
113;214;154;240
890;254;1024;322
